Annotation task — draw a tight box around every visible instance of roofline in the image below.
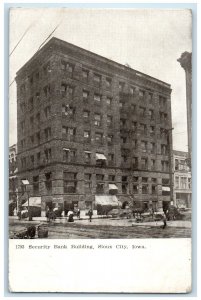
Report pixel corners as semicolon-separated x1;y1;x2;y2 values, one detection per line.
16;37;171;88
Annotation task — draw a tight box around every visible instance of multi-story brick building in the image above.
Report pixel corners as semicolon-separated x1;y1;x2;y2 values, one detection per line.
9;144;18;213
16;37;173;216
173;150;192;208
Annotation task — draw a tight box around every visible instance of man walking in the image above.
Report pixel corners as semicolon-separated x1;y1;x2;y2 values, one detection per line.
88;209;93;222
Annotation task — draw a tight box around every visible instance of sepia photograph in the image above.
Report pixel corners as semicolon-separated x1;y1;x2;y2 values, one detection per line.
7;5;194;293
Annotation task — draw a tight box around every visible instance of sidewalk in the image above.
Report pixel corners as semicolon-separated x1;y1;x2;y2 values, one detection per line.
9;216;191;228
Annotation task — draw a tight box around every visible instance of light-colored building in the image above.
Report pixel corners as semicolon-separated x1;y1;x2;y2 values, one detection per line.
173;150;191;208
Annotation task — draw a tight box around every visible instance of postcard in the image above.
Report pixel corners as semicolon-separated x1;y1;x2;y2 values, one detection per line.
8;7;192;293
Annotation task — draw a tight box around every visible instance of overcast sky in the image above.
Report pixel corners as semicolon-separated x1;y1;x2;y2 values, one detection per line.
9;8;192;151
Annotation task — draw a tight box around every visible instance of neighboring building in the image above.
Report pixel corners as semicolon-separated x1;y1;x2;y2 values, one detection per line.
16;37;173;216
9;144;18;211
173;150;192;208
177;52;192;166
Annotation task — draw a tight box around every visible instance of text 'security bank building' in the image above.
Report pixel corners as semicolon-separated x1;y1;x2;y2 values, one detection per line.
16;37;173;216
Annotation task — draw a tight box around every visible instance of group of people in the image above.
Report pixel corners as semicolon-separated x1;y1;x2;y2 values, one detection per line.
45;206;93;222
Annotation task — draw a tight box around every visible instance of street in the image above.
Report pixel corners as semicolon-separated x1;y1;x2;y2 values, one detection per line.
9;217;191;239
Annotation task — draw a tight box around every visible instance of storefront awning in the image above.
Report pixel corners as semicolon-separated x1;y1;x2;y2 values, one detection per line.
162;186;170;191
22;197;41;207
95;195;120;206
96;153;107;160
109;184;118;190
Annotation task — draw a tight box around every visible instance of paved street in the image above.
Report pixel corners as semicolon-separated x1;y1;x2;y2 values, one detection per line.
9;217;191;239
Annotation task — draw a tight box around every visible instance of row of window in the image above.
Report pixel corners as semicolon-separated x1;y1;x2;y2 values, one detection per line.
20;149;169;172
175;176;191;189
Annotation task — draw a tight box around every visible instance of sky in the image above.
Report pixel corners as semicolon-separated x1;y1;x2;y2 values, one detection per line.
9;8;192;151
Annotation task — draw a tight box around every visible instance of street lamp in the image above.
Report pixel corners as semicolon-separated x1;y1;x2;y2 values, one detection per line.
21;179;31;220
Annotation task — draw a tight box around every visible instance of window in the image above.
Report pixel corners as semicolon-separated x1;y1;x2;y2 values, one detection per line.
175;159;179;170
142;177;148;183
44;149;51;163
62;127;76;141
21;157;26;168
84;131;90;141
139;90;145;98
36;113;40;124
133;139;137;149
133;157;138;169
82;69;89;80
121;136;127;144
120;118;126;127
61;61;74;74
140;123;147;135
161;161;169;172
107;115;112;127
107;135;113;145
139;106;146;117
151;178;157;183
96;183;104;194
141;141;147;152
131;104;136;113
84;173;91;192
61;84;74;97
45;172;52;191
180;177;187;189
150;159;155;170
94;73;101;84
142;184;148;194
44;127;51;140
175;176;179;189
119;82;125;91
121;154;128;163
44;106;51;118
108;153;114;164
161;144;168;155
94;93;101;103
84;151;91;163
83;90;89;101
108;175;115;182
159;96;167;107
150;125;155;136
149;109;154;119
133;176;138;182
152;185;156;194
63;172;77;193
106;77;112;88
188;178;191;189
83;110;90;121
148;92;153;101
150;142;155;154
20;84;25;93
36;132;40;144
130;86;135;95
96;174;104;181
141;158;148;169
106;97;112;106
33;176;39;194
133;184;138;194
122;183;128;194
94;113;101;126
29;75;33;85
43;62;51;75
160;112;168;122
132;121;137;131
162;178;170;185
95;132;103;143
36;92;40;104
43;84;51;97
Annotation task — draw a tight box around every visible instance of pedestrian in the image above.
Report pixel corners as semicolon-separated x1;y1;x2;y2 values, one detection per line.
88;209;93;222
17;210;21;220
162;213;167;229
46;206;50;222
77;208;80;219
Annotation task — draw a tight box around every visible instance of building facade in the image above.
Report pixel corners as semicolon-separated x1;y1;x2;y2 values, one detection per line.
177;52;192;165
173;150;192;208
16;37;173;216
9;144;18;212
